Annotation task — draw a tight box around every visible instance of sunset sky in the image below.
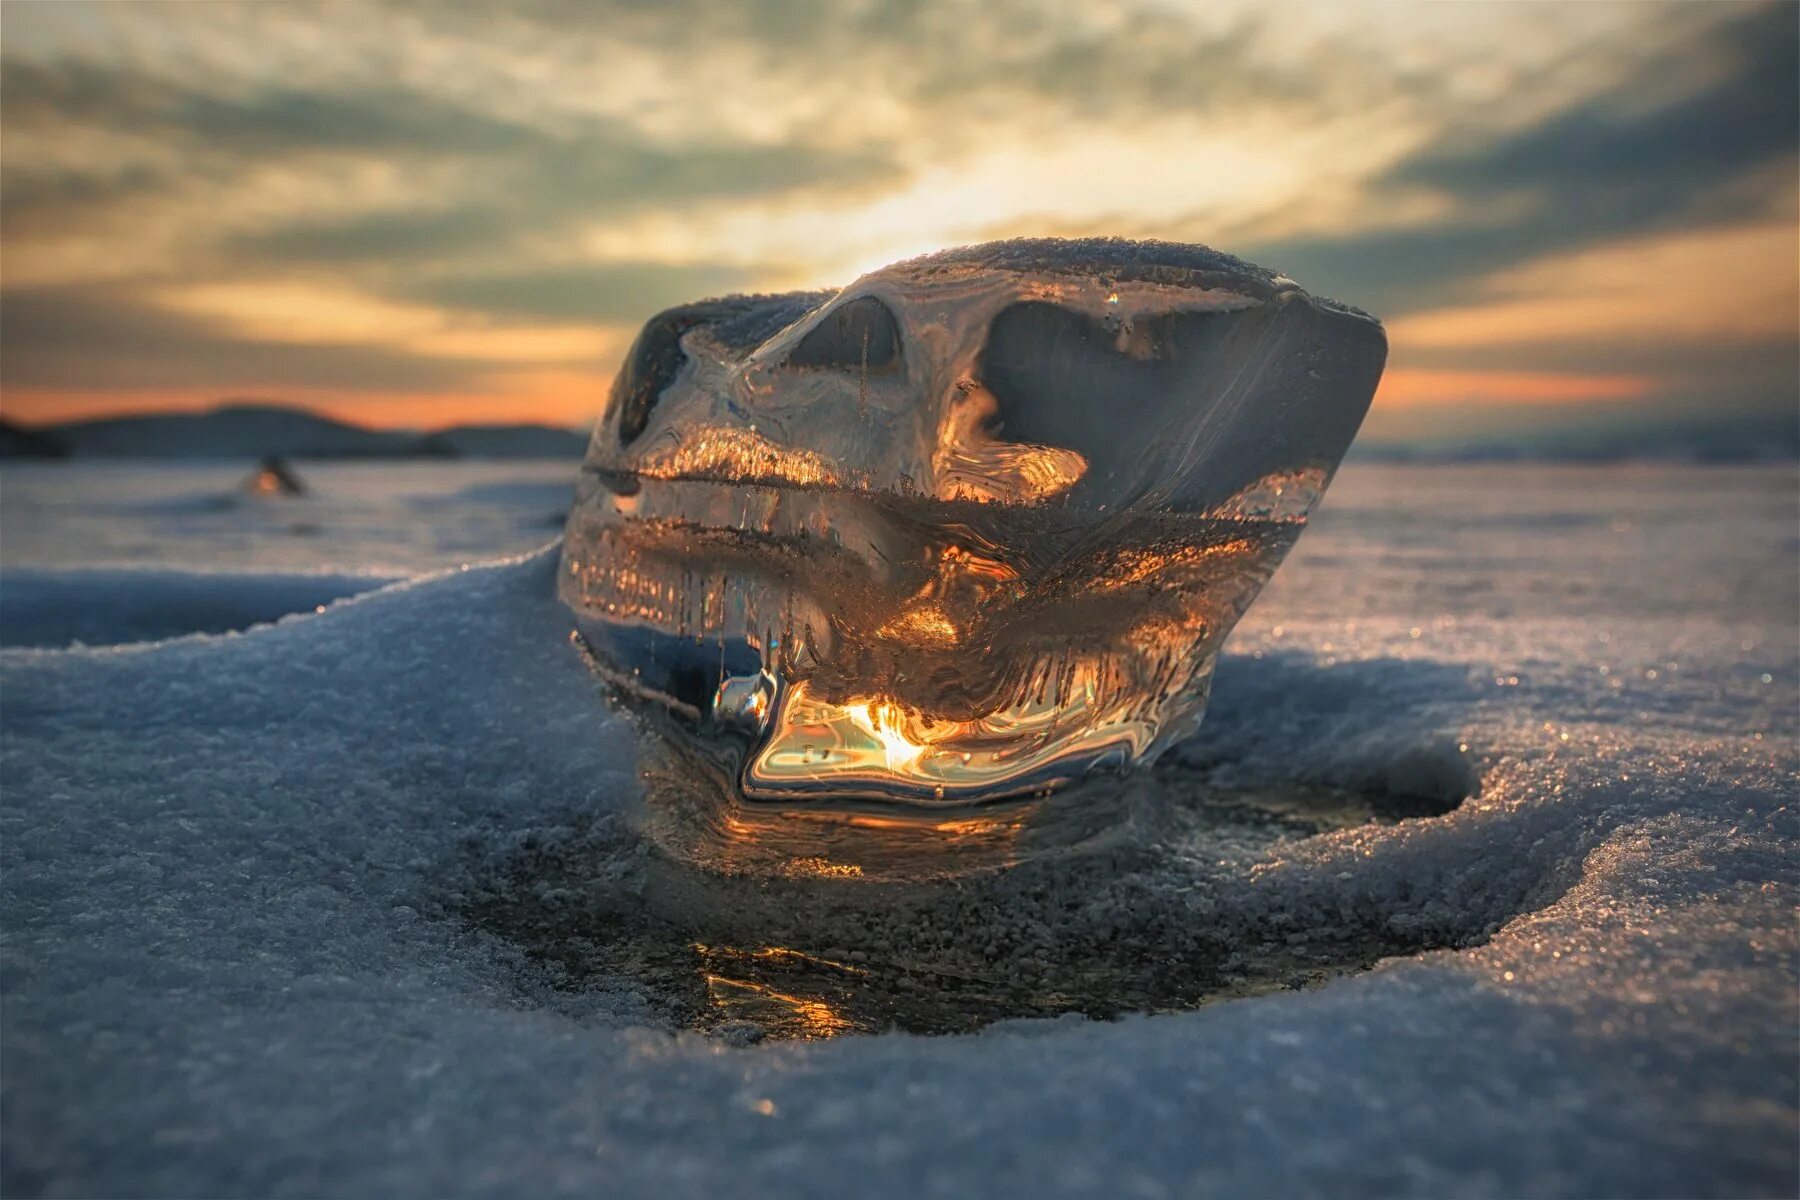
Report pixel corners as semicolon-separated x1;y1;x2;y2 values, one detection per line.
1;0;1794;443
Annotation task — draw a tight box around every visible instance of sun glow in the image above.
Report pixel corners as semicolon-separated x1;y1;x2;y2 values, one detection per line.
841;699;931;775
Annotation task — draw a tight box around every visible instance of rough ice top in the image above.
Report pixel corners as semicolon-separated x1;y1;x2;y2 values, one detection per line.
573;237;1384;512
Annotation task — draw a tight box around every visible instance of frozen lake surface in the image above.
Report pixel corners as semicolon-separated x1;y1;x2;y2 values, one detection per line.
0;459;578;574
1;461;1794;1197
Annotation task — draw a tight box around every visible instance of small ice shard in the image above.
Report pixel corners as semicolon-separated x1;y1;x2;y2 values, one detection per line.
562;238;1384;813
242;456;307;497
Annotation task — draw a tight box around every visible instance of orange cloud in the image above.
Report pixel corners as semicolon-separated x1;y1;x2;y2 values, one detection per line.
1386;219;1799;351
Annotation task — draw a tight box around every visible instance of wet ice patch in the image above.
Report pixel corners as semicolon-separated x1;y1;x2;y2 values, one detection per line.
462;759;1476;1040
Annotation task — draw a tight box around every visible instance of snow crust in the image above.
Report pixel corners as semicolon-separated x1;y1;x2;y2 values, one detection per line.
1;464;1794;1198
0;568;397;648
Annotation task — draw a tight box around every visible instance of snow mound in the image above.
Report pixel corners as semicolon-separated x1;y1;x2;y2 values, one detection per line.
0;568;398;647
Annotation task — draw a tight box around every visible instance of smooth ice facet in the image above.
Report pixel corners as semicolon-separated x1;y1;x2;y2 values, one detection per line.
561;238;1386;809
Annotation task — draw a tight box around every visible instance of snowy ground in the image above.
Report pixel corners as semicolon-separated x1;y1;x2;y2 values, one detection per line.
0;460;576;574
1;462;1795;1197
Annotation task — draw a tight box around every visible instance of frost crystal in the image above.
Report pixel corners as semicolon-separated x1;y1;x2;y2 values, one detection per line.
561;239;1385;812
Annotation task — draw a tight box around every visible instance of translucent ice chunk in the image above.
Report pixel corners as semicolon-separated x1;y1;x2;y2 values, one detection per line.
561;238;1385;811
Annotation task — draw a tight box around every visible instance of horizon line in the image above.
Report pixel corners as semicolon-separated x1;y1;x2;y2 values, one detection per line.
0;397;596;437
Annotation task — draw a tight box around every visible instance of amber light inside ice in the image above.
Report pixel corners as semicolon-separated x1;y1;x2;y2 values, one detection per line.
561;239;1385;811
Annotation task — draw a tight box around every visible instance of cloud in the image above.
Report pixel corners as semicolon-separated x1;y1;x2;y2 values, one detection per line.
407;261;769;321
229;209;516;265
0;162;178;239
1386;220;1798;352
1397;8;1797;197
1243;3;1799;317
0;0;1792;432
2;52;906;214
1400;339;1798;411
224;136;902;263
0;283;492;392
0;38;906;295
0;58;533;155
0;42;902;362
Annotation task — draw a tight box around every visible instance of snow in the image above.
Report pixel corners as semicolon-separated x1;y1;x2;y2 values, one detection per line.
0;568;397;648
1;463;1795;1197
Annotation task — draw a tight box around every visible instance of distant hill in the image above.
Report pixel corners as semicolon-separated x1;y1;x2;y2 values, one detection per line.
424;424;589;459
0;403;589;461
0;419;70;459
1352;412;1799;465
38;405;448;460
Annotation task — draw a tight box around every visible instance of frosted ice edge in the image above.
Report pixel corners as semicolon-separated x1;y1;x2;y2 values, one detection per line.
561;237;1385;809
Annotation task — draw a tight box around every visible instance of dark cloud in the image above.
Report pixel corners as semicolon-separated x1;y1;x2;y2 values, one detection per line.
520;136;901;213
173;87;531;157
1246;3;1799;318
405;0;1372;127
1;0;1792;431
217;134;896;328
0;58;533;155
0;162;178;238
3;49;904;256
408;261;767;321
904;8;1333;129
0;46;897;388
1399;10;1797;197
0;284;492;392
232;209;516;265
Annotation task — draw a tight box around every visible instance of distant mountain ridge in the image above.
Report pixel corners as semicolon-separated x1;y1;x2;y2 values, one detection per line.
0;404;590;460
1352;411;1799;465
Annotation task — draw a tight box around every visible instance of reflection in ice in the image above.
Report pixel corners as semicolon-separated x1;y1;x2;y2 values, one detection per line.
561;239;1385;872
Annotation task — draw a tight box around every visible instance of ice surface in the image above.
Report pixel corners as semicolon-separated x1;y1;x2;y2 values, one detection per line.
2;463;1795;1197
0;460;576;574
562;240;1386;838
0;460;574;647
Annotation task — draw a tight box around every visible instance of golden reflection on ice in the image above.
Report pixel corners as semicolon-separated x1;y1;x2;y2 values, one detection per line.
844;698;932;774
669;772;1039;881
693;943;866;974
563;493;1292;808
875;544;1021;648
744;676;1158;802
695;943;860;1038
873;604;961;648
557;243;1368;838
702;974;852;1038
781;855;865;879
634;426;845;489
932;380;1088;503
1094;538;1257;592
